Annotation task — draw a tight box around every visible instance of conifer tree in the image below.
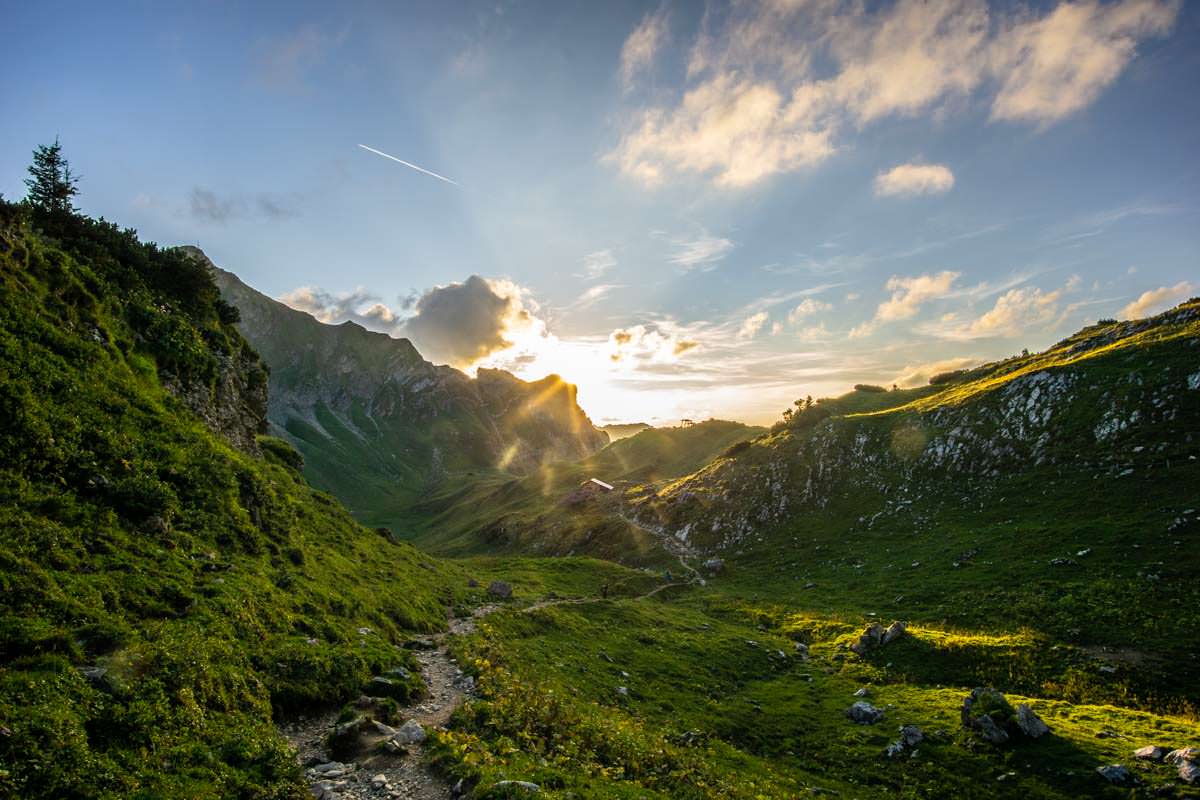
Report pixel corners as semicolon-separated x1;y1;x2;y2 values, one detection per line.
24;138;79;214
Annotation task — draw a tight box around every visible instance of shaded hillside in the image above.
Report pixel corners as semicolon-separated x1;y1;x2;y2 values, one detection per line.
0;203;465;798
206;255;608;528
409;419;764;560
599;422;651;441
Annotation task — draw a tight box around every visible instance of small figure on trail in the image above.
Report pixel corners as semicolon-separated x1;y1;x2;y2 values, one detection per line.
601;582;609;599
664;569;673;582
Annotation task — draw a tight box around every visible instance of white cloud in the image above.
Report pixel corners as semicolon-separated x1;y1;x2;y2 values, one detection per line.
1120;281;1196;319
609;323;698;364
892;356;983;387
668;233;734;270
737;311;770;340
611;0;1179;187
990;0;1180;125
571;283;623;310
788;298;833;324
937;285;1064;339
620;7;669;90
279;286;397;329
878;271;961;322
874;163;956;197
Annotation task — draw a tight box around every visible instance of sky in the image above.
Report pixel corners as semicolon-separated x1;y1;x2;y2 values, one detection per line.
2;0;1198;426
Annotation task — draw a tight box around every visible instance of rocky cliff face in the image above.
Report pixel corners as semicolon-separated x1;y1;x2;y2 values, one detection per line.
632;303;1200;555
200;250;607;522
159;343;268;453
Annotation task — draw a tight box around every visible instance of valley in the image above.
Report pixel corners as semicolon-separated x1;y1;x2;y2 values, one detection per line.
0;199;1196;799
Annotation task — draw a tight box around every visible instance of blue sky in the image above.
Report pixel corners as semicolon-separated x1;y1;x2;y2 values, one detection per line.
3;0;1198;424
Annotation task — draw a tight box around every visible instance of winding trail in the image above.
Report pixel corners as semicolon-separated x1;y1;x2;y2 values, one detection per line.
281;580;688;799
615;509;706;585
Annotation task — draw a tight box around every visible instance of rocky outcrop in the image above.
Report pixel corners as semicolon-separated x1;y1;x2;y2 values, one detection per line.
160;345;268;453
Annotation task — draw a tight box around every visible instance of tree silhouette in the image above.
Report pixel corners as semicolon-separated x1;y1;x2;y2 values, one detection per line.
25;138;79;214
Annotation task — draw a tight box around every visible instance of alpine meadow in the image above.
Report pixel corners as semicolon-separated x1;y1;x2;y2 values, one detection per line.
1;2;1199;799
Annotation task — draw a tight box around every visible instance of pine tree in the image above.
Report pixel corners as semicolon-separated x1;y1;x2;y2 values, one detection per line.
24;138;79;214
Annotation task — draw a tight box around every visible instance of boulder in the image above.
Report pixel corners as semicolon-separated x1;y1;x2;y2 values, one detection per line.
1016;704;1050;738
881;621;906;645
702;558;725;574
899;725;924;748
1180;761;1200;784
487;581;513;599
1134;745;1168;761
846;701;884;724
492;780;540;794
849;623;885;656
391;719;426;745
1095;764;1135;786
327;717;371;761
1166;748;1200;766
367;676;413;701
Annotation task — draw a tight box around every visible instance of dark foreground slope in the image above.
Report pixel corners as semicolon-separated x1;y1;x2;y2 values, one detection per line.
208;259;608;530
0;204;467;798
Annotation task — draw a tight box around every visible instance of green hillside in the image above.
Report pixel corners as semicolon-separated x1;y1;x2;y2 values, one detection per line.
0;201;470;797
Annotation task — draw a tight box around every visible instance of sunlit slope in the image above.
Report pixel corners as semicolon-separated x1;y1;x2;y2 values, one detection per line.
630;300;1200;706
0;204;466;798
409;420;764;560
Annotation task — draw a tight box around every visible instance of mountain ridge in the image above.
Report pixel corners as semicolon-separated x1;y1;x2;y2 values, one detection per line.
201;250;609;527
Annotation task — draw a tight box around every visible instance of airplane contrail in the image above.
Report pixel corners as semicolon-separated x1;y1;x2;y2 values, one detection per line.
357;144;459;186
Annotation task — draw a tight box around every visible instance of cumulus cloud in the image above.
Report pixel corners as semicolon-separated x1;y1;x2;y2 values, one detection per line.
737;311;770;340
620;7;669;89
850;270;960;338
608;323;698;364
892;356;983;387
401;275;543;367
874;163;956;197
279;286;398;329
610;0;1179;187
788;297;833;324
668;233;734;270
1119;281;1196;319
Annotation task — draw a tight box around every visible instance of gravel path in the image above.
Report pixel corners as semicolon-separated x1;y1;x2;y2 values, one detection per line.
281;584;683;799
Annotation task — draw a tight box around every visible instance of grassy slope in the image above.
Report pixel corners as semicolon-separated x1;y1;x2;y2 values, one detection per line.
419;310;1200;799
0;206;475;798
408;420;764;561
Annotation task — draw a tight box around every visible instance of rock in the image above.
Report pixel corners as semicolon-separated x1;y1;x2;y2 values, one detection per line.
616;686;629;697
391;719;426;745
1180;761;1200;784
899;725;924;747
78;666;109;687
404;637;437;650
849;622;884;655
1134;745;1168;761
492;780;540;793
853;687;870;697
961;688;1016;745
846;701;884;724
357;626;373;636
386;666;411;680
370;720;397;736
1095;764;1135;786
702;558;725;574
311;762;346;776
882;620;906;645
1016;704;1050;738
371;774;388;787
793;642;809;659
467;578;479;588
1166;748;1200;765
487;580;513;599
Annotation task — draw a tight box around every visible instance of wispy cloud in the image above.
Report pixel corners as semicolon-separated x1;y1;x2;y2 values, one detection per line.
189;187;300;224
667;232;734;270
578;249;617;280
254;24;348;92
620;6;669;90
737;311;770;340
